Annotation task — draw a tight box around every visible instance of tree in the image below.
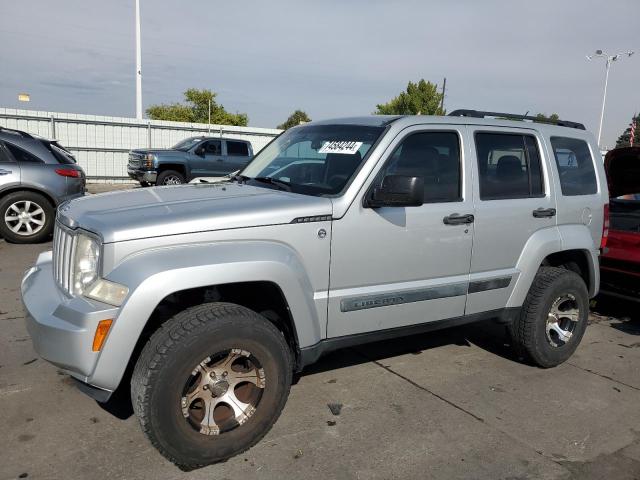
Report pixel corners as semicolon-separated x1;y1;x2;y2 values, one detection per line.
146;88;248;126
375;79;445;116
534;113;560;123
615;114;640;148
277;110;311;130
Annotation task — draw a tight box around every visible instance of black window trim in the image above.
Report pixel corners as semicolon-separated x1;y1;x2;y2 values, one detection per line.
473;130;547;201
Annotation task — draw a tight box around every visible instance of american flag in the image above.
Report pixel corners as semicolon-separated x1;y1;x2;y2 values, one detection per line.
631;118;636;147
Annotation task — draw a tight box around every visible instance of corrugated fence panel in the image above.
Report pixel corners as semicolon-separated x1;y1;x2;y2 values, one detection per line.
0;108;281;182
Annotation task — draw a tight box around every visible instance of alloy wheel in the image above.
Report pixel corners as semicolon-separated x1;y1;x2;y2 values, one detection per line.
545;294;580;347
181;348;266;435
3;200;46;236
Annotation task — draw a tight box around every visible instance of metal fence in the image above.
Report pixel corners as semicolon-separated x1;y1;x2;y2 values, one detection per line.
0;108;281;182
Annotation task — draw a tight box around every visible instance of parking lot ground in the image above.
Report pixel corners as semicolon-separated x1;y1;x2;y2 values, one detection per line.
1;216;639;479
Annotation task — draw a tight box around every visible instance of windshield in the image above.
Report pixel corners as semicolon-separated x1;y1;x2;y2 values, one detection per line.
240;124;385;196
172;137;202;151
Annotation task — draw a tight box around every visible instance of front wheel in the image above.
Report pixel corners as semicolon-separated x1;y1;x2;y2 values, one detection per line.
509;267;589;368
131;303;292;469
156;170;185;185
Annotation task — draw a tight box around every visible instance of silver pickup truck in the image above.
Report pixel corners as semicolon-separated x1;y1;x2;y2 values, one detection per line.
22;111;608;469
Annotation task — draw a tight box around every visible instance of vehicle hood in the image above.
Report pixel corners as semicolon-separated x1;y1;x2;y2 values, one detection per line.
58;183;333;243
604;146;640;198
131;149;186;157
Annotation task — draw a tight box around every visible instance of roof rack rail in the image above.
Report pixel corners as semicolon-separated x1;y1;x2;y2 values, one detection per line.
448;109;585;130
0;126;34;138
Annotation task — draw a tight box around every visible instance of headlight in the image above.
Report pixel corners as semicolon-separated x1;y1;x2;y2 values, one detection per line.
72;233;100;296
144;153;156;169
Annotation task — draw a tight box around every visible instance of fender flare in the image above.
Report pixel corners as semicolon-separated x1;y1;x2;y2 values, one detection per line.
507;225;599;308
89;241;324;390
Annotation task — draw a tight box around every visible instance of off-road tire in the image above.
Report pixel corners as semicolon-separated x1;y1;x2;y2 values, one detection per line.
131;302;293;469
509;267;589;368
0;191;54;244
156;170;186;185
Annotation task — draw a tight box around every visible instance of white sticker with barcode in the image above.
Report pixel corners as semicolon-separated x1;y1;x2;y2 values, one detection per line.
318;141;363;155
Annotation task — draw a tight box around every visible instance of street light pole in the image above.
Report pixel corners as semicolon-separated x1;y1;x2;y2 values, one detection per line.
587;50;634;147
135;0;142;119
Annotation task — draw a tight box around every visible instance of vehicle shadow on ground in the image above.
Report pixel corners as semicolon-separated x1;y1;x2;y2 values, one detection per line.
298;320;519;378
592;295;640;336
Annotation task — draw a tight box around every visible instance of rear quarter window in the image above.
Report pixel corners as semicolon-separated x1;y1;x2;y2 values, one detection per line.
4;142;44;164
550;137;597;196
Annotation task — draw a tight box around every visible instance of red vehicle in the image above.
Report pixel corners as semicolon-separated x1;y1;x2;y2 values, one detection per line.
600;146;640;301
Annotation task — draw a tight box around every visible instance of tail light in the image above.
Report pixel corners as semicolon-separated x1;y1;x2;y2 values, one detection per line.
600;203;610;249
55;168;80;178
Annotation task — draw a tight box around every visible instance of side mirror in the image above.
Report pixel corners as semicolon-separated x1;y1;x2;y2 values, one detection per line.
366;175;424;208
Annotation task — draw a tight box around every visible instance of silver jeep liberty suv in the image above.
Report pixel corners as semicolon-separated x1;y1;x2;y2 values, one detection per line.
22;110;609;468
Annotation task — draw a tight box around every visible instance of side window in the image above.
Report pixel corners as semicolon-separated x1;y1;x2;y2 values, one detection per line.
475;133;544;200
203;140;221;155
0;142;15;162
226;141;249;157
381;131;461;203
4;142;43;164
550;137;597;196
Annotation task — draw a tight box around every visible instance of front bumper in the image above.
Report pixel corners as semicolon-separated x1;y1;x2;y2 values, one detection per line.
21;251;119;400
127;168;157;183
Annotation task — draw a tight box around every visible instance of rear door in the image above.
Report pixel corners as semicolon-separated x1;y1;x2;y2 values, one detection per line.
466;127;557;315
0;142;20;189
222;140;252;174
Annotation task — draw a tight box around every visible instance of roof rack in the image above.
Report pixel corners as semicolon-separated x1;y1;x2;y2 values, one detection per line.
448;109;585;130
0;126;34;138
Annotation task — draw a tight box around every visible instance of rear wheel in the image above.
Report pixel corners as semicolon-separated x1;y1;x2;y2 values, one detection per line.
131;303;292;469
509;267;589;367
156;170;185;185
0;191;54;243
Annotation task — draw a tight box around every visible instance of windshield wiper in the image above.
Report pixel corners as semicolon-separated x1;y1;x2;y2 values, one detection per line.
229;173;250;184
252;176;292;191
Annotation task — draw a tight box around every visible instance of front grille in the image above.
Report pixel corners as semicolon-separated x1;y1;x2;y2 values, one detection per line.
53;222;76;295
128;152;142;168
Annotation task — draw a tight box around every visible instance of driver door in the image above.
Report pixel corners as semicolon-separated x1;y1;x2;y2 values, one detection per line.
191;140;224;177
327;126;474;338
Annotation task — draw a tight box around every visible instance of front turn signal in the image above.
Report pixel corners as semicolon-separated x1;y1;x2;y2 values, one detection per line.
92;319;113;352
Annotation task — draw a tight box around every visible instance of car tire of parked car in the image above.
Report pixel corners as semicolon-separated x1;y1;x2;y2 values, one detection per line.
156;170;186;185
0;191;54;244
509;267;589;368
131;302;293;469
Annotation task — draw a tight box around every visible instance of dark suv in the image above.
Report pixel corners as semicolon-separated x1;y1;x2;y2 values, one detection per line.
0;127;85;243
128;136;254;186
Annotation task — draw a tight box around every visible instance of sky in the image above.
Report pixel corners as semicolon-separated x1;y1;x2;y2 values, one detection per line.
0;0;638;147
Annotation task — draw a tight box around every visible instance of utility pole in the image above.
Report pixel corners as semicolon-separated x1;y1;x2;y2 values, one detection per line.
440;77;447;114
135;0;142;119
586;50;634;147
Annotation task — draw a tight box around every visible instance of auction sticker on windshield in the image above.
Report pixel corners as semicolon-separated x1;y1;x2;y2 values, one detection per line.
319;141;363;155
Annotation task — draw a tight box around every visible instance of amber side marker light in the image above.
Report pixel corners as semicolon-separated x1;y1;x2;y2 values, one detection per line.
92;319;113;352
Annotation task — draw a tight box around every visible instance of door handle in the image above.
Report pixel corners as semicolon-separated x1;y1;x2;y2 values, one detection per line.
532;208;556;218
0;169;12;175
443;213;474;225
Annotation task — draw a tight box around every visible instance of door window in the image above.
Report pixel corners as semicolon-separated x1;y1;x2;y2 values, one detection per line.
0;142;15;162
475;133;544;200
550;137;597;196
4;142;43;164
227;141;249;156
202;140;221;155
379;131;462;203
